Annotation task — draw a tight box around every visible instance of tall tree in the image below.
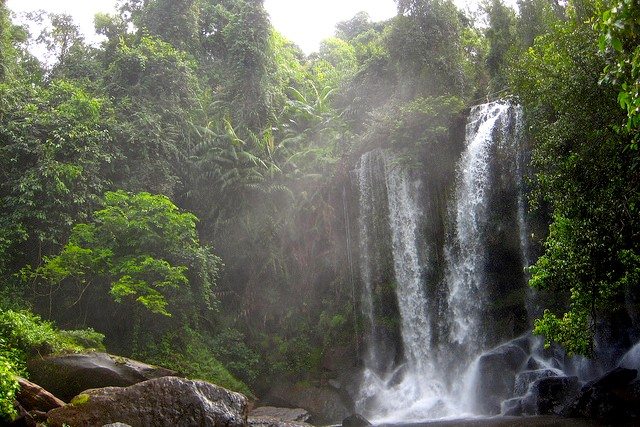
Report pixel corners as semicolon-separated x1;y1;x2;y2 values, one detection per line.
485;0;517;93
0;80;113;280
387;0;468;98
105;35;200;197
511;0;640;355
595;0;640;148
28;191;221;353
516;0;562;48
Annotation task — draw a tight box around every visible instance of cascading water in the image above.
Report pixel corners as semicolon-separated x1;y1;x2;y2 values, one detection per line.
355;100;530;422
356;149;449;422
445;101;515;356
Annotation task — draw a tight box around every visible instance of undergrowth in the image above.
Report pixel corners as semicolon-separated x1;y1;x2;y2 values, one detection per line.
0;309;104;421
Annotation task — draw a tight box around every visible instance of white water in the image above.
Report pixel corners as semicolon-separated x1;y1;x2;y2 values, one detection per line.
619;341;640;369
356;150;452;422
446;101;513;355
355;101;528;422
385;156;431;378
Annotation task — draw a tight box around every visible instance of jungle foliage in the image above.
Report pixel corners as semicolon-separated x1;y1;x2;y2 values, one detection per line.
0;0;638;417
510;0;640;355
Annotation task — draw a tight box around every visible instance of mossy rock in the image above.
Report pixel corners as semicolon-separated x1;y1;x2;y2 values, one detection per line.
27;352;177;402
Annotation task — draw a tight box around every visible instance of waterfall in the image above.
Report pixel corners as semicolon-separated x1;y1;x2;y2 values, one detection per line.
445;101;524;358
354;100;530;422
356;150;448;422
385;157;431;378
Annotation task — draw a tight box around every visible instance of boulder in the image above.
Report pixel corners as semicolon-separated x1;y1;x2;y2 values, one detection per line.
8;378;64;427
46;376;248;427
471;342;528;414
342;413;372;427
563;367;640;420
16;377;65;412
524;357;544;371
500;397;523;416
520;375;580;415
248;416;313;427
263;382;351;424
249;407;310;422
513;368;562;396
27;352;176;402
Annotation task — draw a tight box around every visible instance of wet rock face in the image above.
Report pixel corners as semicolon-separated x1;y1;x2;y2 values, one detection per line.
473;342;528;414
248;406;312;427
27;352;177;402
248;418;313;427
500;397;523;416
520;376;580;416
342;413;372;427
514;368;563;397
249;407;310;423
562;367;640;420
262;381;351;424
46;376;248;427
500;368;580;417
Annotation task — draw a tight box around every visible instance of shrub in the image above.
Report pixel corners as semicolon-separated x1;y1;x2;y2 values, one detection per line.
211;328;260;384
135;327;254;398
0;309;105;421
0;309;104;360
0;352;20;420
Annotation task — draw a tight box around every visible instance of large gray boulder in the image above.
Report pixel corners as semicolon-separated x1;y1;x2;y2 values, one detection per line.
249;407;310;422
27;352;176;402
471;341;528;414
47;376;248;427
341;413;372;427
248;419;313;427
248;406;312;426
263;381;351;424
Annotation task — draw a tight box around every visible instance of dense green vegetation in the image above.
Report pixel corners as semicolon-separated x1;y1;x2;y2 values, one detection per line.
509;0;640;355
0;309;104;419
0;0;639;420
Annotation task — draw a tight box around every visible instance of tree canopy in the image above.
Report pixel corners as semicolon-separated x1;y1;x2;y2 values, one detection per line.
0;0;639;416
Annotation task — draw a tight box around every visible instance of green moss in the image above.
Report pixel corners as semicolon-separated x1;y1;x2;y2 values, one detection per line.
70;393;90;406
111;355;128;365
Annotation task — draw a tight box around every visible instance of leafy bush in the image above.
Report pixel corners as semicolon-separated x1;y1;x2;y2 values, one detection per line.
0;309;104;360
0;309;104;421
58;329;106;351
135;327;254;398
0;353;20;421
265;334;323;380
211;328;260;385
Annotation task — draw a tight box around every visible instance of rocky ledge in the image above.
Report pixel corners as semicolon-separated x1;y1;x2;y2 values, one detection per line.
27;352;177;402
47;376;248;427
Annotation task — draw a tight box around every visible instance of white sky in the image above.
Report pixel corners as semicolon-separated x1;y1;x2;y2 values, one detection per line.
6;0;493;54
265;0;396;52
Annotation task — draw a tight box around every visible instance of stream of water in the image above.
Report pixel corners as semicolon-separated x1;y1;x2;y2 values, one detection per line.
354;101;529;422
